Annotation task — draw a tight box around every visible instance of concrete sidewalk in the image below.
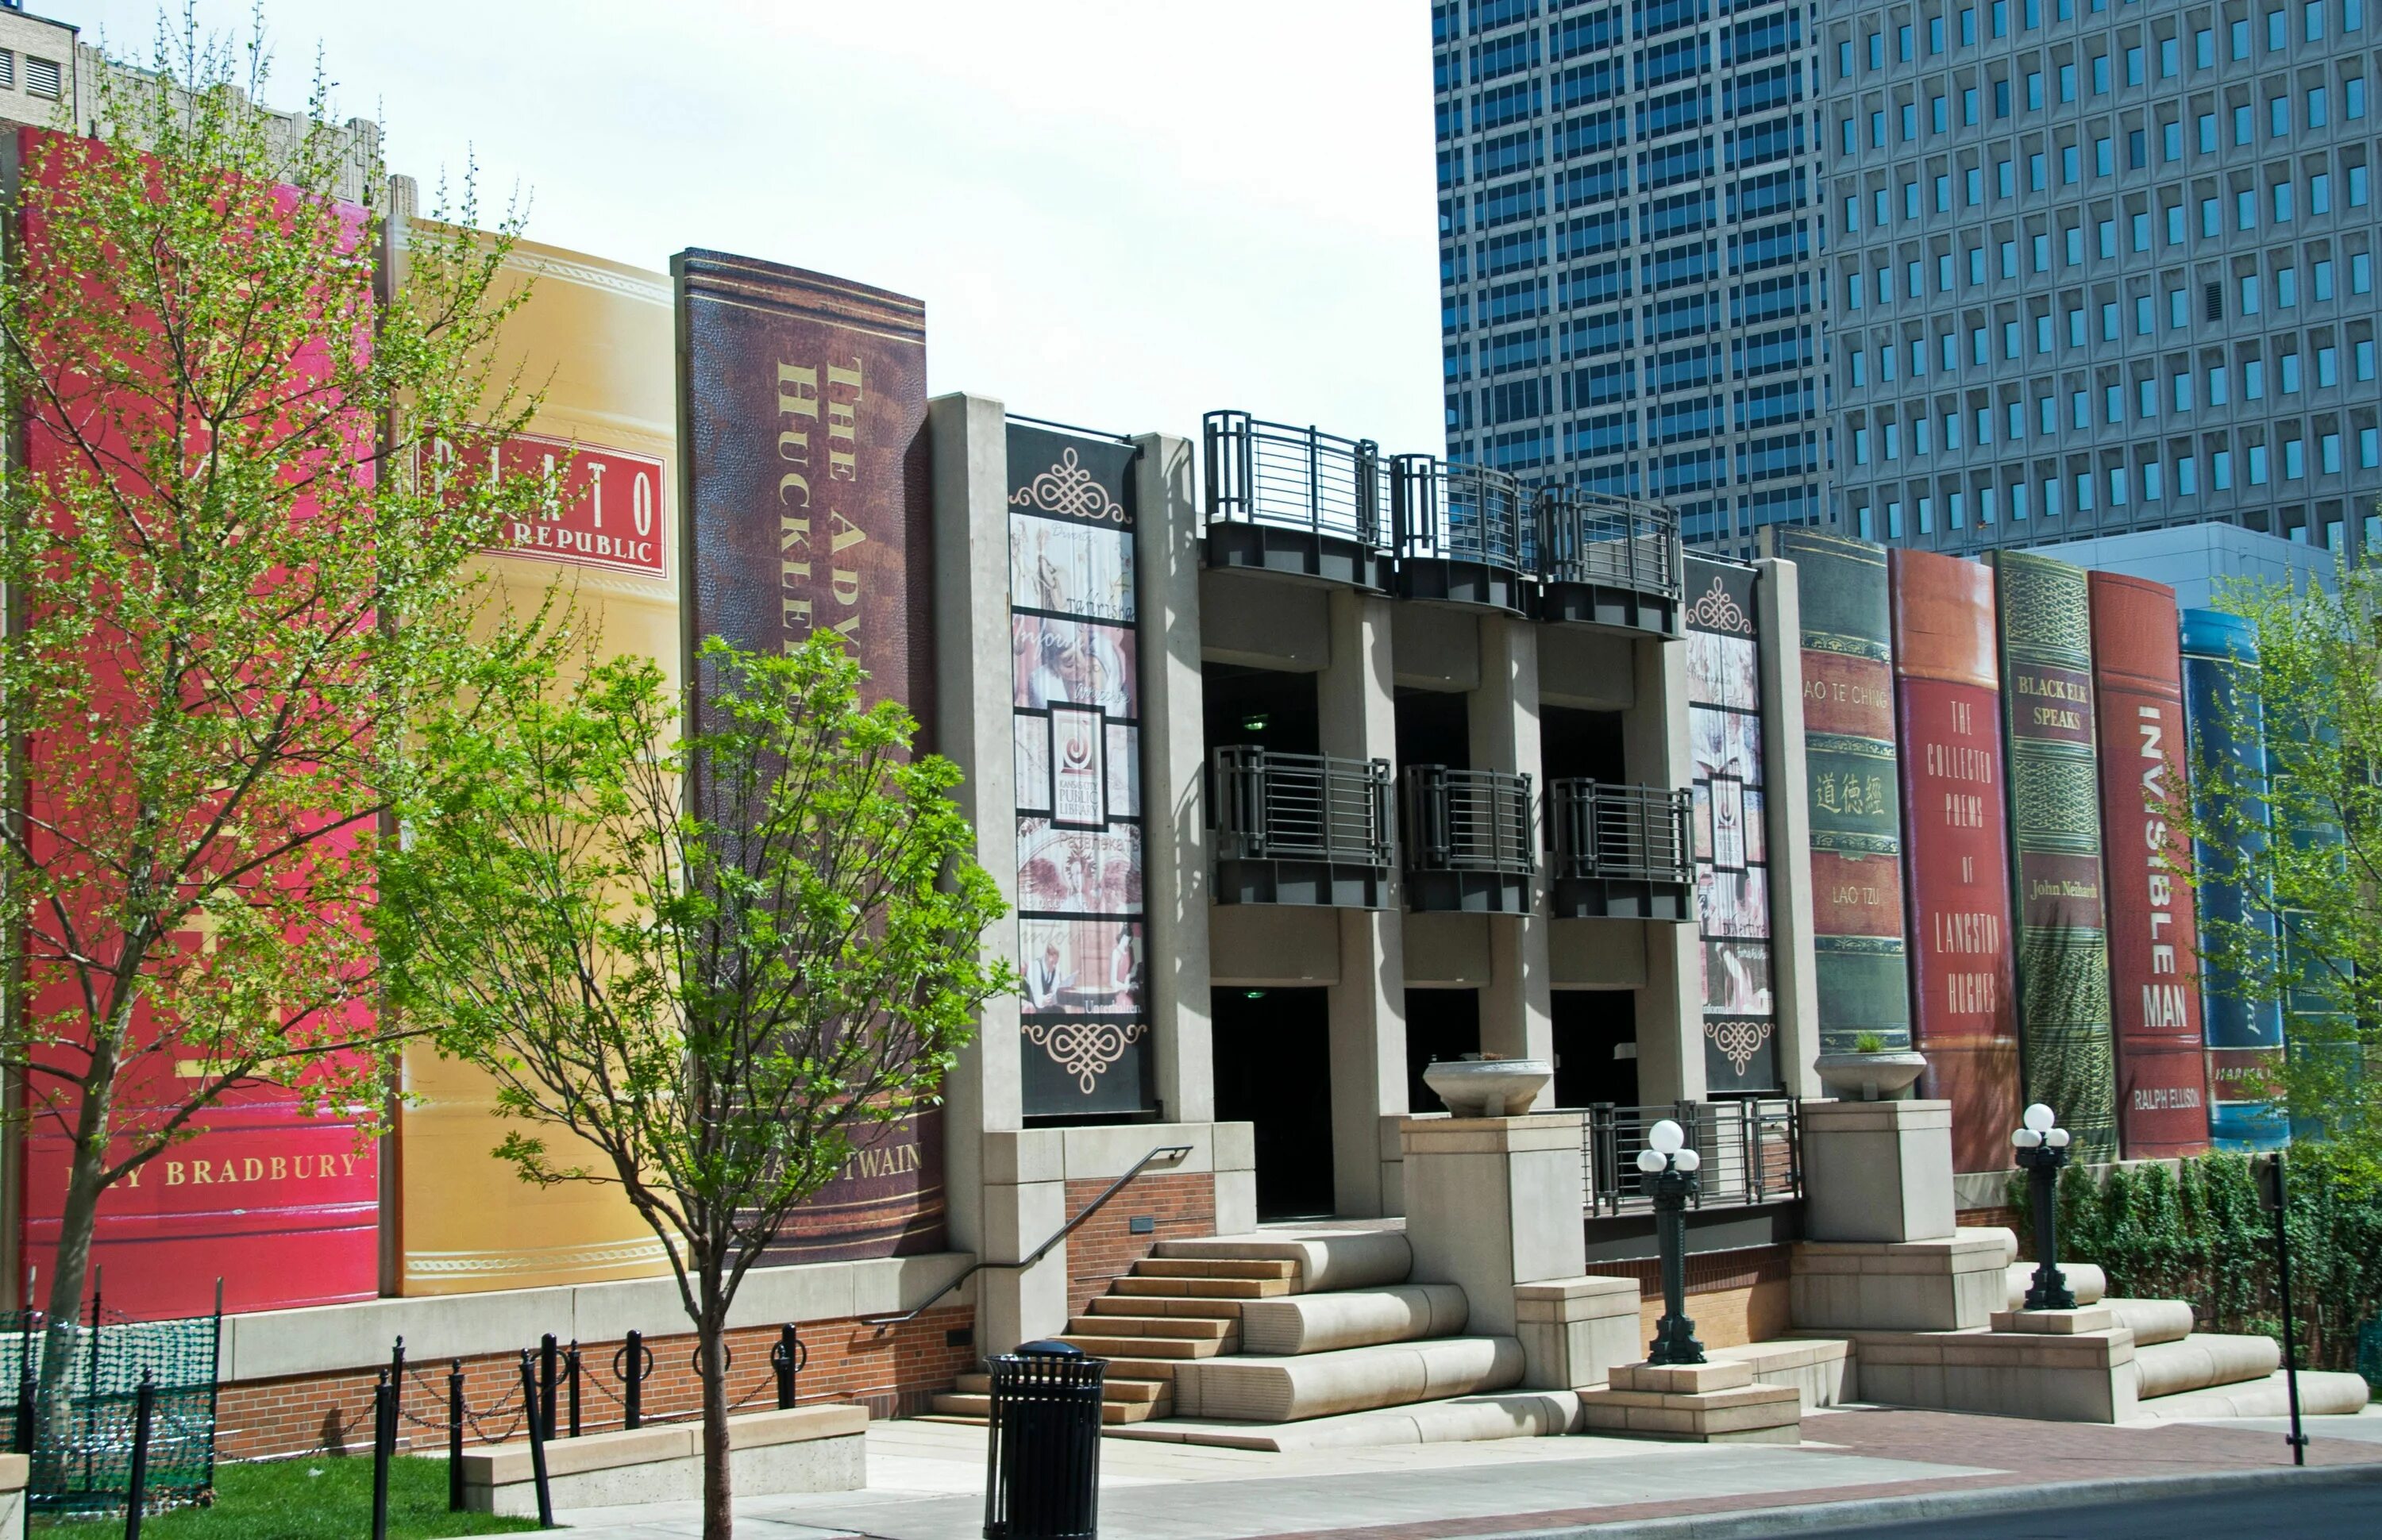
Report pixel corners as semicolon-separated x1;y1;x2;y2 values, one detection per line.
551;1405;2382;1539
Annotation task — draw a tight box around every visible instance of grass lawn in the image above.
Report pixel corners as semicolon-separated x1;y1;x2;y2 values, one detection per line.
35;1454;542;1538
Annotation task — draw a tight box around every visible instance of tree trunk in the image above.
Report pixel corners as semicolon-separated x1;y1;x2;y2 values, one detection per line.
34;1049;118;1488
700;1281;734;1540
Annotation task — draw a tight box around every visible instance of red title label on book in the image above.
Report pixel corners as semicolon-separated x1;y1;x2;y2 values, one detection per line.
426;430;669;579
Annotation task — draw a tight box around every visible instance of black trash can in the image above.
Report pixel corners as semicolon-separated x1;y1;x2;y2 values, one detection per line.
983;1339;1105;1540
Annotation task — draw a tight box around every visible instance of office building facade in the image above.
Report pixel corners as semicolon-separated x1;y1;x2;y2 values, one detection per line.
1433;0;1834;556
1821;0;2382;556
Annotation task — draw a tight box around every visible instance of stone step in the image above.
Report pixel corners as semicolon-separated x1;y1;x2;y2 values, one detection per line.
1089;1295;1243;1322
1066;1313;1232;1342
1131;1257;1298;1281
2003;1261;2107;1311
949;1371;1170;1407
1094;1357;1189;1383
2133;1333;2281;1400
1706;1338;1854;1411
1106;1388;1582;1451
1154;1229;1411;1294
2135;1367;2372;1420
1237;1284;1468;1357
1054;1333;1233;1360
1170;1335;1525;1423
930;1392;1173;1425
2102;1299;2196;1349
1112;1276;1291;1300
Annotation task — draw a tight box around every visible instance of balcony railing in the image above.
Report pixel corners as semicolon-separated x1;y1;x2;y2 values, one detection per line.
1536;487;1682;634
1212;745;1394;907
1389;454;1532;612
1401;764;1535;913
1574;1099;1802;1216
1202;410;1393;590
1548;779;1694;920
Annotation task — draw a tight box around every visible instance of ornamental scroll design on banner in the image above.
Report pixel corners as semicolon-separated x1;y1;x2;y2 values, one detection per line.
1686;573;1752;636
1707;1018;1774;1076
1011;448;1127;525
1023;1018;1151;1095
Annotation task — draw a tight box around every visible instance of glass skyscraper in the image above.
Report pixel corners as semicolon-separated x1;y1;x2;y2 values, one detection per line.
1432;0;1833;556
1821;0;2381;556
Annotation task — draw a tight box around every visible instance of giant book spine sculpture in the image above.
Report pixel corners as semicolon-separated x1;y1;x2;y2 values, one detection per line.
1770;531;1912;1060
2087;572;2211;1158
1889;549;2020;1173
1989;551;2118;1165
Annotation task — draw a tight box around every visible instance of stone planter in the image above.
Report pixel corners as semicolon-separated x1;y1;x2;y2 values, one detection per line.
1420;1057;1552;1117
1814;1050;1929;1102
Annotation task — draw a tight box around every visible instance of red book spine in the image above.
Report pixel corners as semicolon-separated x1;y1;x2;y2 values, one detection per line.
2088;572;2213;1157
1891;550;2022;1173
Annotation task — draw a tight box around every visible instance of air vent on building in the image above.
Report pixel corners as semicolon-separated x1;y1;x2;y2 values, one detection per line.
2203;281;2224;322
0;52;15;90
25;56;60;99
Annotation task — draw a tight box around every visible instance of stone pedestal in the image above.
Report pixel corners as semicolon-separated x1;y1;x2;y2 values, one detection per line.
1400;1114;1585;1338
1790;1233;2010;1333
1577;1357;1802;1443
1991;1307;2115;1334
1514;1276;1640;1391
1799;1099;1956;1244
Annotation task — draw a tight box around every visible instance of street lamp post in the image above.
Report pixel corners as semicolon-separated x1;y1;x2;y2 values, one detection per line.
1637;1118;1705;1365
2256;1152;2309;1467
2010;1103;2076;1311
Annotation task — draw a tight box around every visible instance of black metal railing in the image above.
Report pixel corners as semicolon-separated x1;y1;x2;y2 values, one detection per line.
1203;410;1389;550
1548;780;1693;884
1401;765;1535;884
1575;1100;1802;1217
1214;747;1395;867
1390;454;1533;576
1539;488;1681;602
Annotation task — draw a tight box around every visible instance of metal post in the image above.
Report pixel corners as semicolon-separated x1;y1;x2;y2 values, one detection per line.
370;1369;392;1540
772;1323;805;1410
565;1341;581;1438
2021;1143;2076;1310
446;1359;465;1512
516;1351;553;1530
618;1330;646;1431
13;1308;33;1454
538;1333;557;1441
2264;1153;2309;1465
1647;1163;1705;1365
83;1267;102;1490
123;1372;154;1540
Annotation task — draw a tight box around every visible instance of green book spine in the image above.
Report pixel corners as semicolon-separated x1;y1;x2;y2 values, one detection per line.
1991;551;2120;1162
1773;531;1911;1054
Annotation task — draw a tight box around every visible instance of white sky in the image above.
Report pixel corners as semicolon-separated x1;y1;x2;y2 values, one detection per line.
44;0;1448;456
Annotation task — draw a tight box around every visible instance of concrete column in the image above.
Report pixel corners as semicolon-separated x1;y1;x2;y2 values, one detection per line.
1799;1099;1956;1244
1755;558;1823;1101
929;395;1028;1354
1625;633;1705;1103
1320;588;1407;1217
1470;614;1553;1091
1131;433;1214;1126
1399;1113;1586;1338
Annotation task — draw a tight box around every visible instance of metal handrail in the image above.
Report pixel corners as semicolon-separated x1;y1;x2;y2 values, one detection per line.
1570;1100;1802;1216
1539;487;1682;600
1548;780;1693;884
1203;410;1390;550
1401;765;1536;876
1212;745;1394;868
863;1145;1193;1334
1390;453;1535;575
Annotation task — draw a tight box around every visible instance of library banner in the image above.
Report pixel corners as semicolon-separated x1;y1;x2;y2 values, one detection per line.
1685;556;1779;1092
673;249;942;1260
1006;421;1154;1117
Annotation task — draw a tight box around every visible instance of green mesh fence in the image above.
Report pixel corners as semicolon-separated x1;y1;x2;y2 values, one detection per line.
0;1309;222;1516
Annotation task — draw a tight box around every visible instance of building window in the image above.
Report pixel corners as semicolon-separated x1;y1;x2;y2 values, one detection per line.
25;56;60;100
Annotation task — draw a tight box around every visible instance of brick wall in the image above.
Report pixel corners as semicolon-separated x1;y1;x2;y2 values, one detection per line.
1585;1242;1793;1351
1062;1170;1215;1319
213;1306;975;1461
1962;1203;2022;1238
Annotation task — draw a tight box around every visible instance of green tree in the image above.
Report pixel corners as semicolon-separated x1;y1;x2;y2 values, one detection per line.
0;12;546;1338
380;635;1010;1540
2180;553;2382;1184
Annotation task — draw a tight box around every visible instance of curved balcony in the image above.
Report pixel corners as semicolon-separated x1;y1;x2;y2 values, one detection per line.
1401;764;1535;914
1202;410;1394;592
1537;488;1682;637
1212;745;1394;908
1547;779;1694;920
1389;455;1532;614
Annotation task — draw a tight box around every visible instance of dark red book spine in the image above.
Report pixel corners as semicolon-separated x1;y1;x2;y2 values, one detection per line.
1891;549;2022;1173
2088;572;2213;1157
